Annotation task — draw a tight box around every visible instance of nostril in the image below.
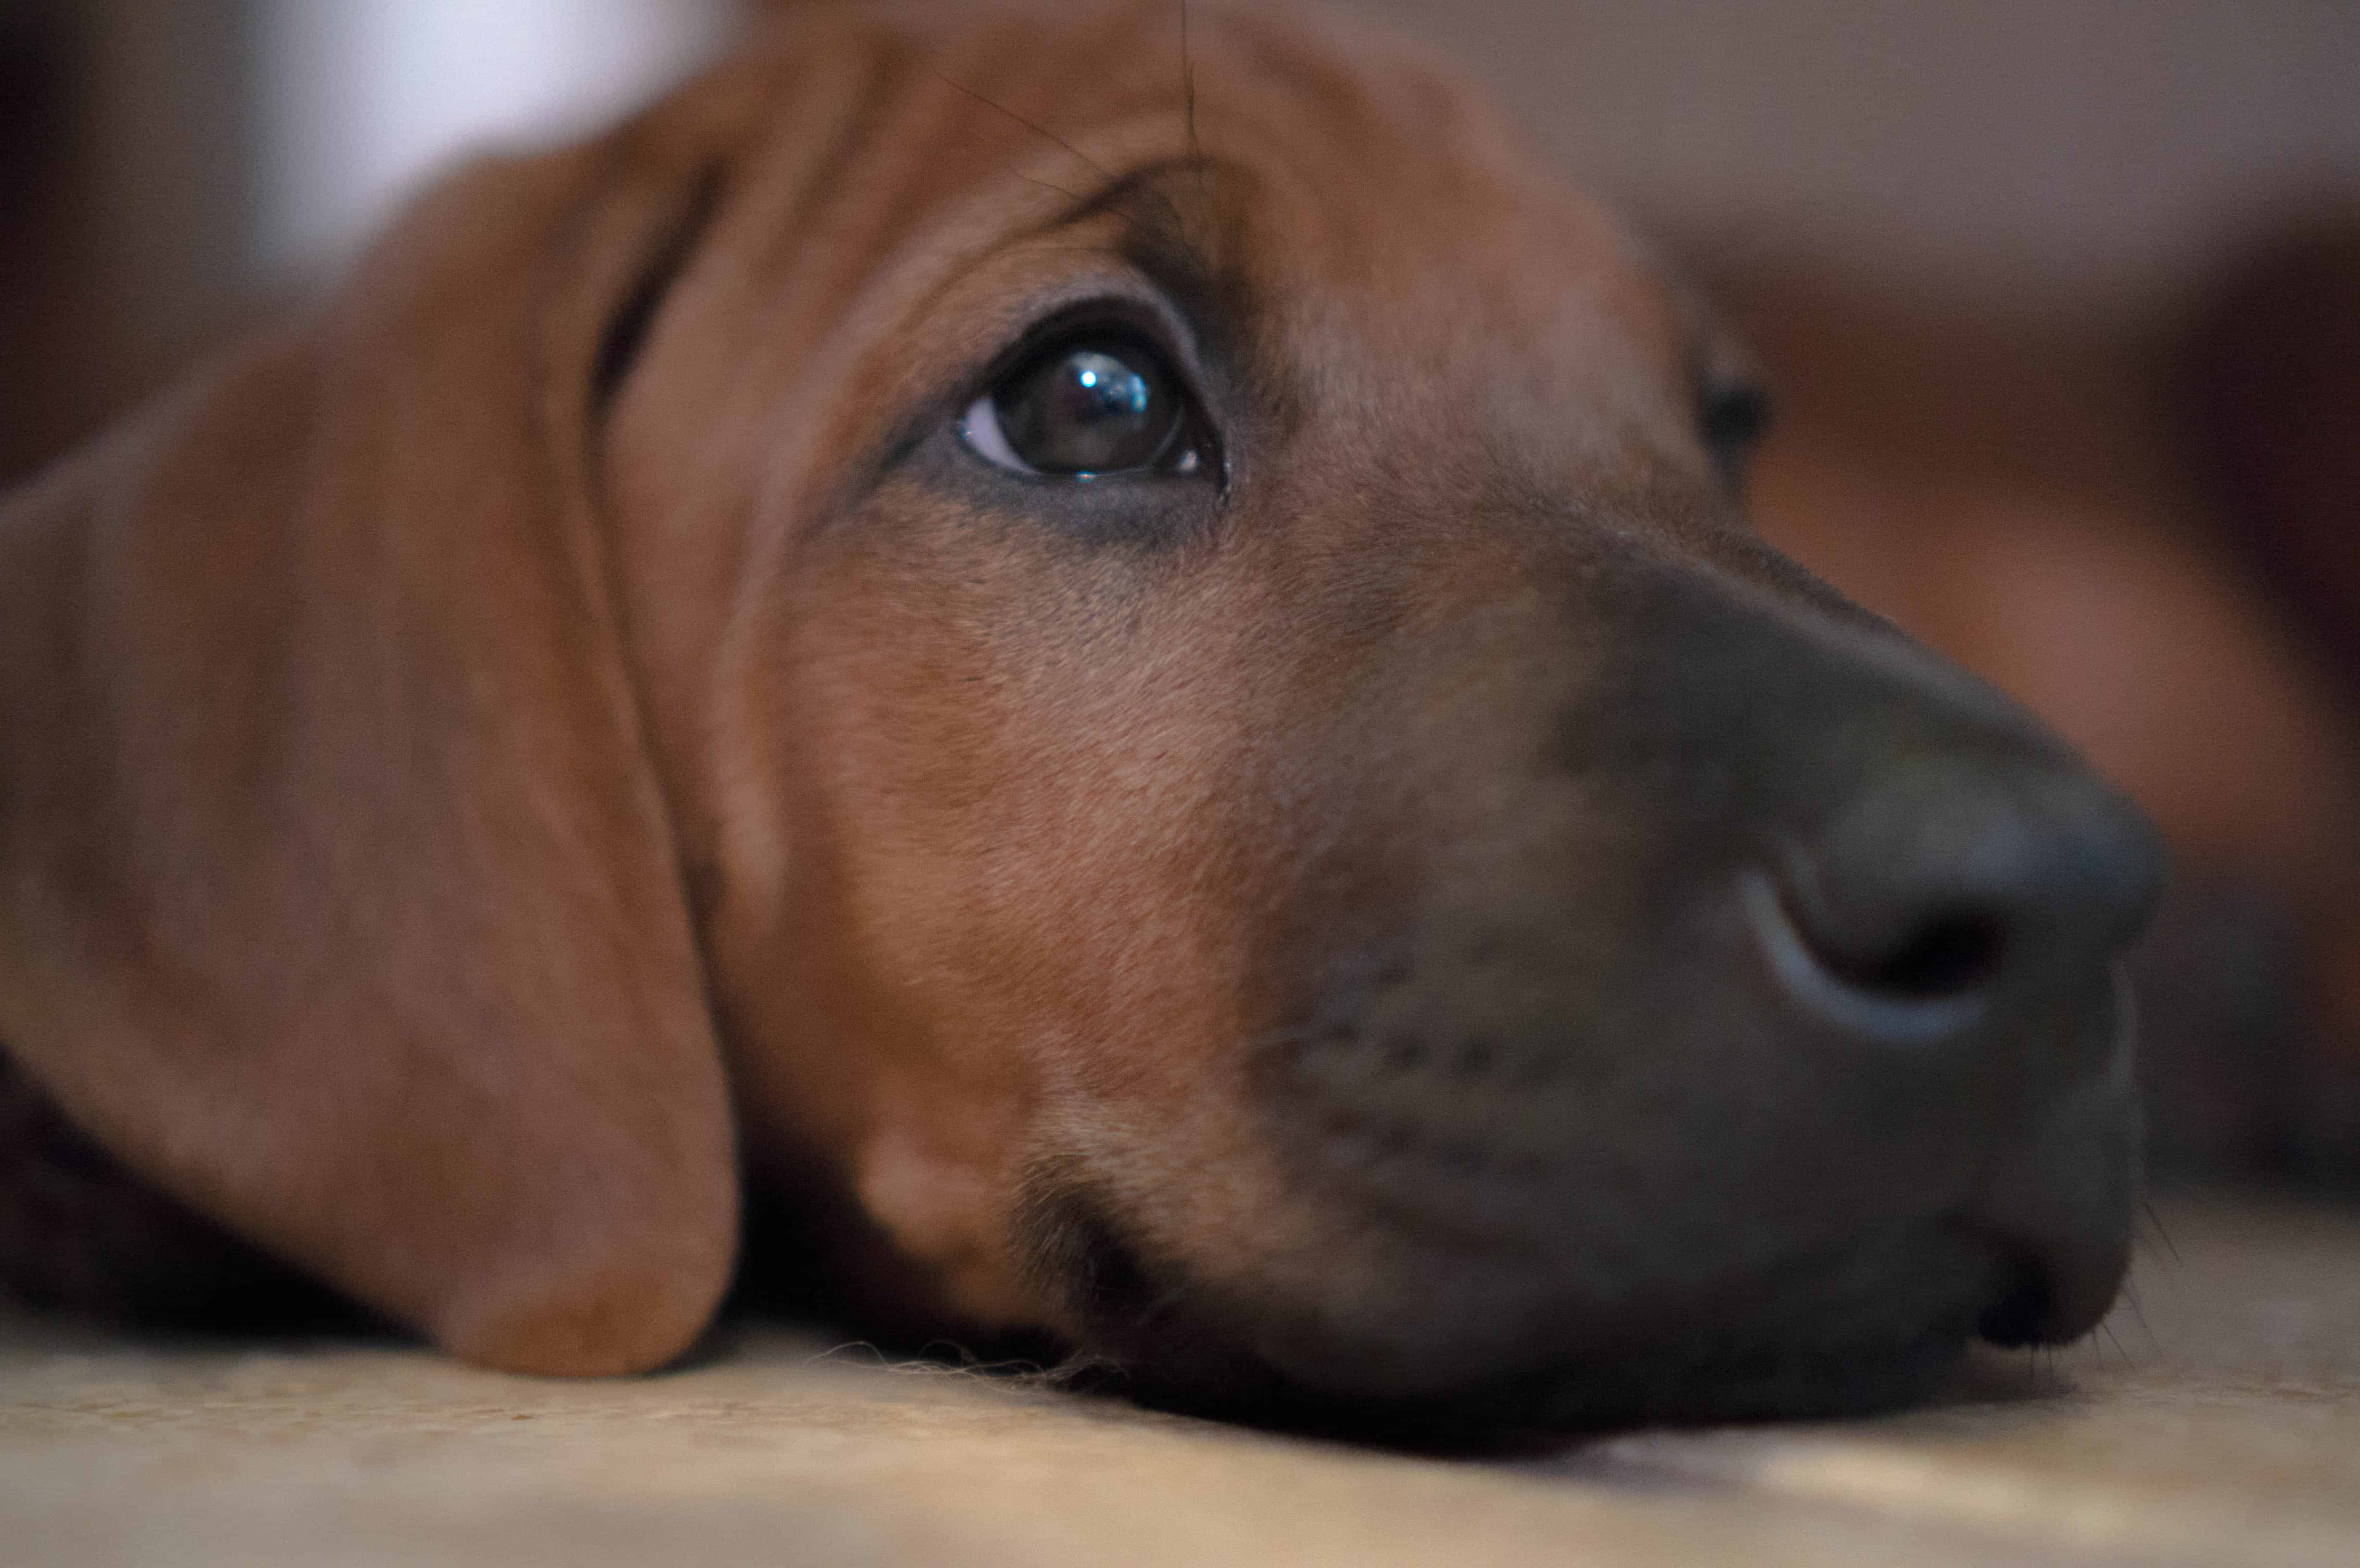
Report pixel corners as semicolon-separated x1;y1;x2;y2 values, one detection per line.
1753;756;2163;1045
1975;1251;2056;1347
1834;907;2007;1002
1744;871;1997;1044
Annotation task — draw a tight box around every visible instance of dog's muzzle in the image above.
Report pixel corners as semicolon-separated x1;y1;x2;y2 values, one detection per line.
1069;553;2164;1428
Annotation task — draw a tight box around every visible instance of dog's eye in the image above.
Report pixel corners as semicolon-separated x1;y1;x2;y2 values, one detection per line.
962;337;1206;479
1699;376;1772;487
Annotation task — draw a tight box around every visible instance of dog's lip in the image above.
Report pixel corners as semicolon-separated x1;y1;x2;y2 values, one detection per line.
1094;1251;1990;1431
1232;1329;1975;1433
1045;1164;2017;1417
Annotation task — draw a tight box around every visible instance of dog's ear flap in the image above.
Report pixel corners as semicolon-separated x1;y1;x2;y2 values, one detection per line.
0;140;738;1374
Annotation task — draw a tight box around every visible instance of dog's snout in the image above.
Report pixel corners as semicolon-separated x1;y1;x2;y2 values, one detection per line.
1752;757;2164;1048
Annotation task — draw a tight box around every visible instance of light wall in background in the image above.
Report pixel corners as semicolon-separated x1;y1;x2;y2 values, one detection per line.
252;0;742;276
48;0;2360;390
238;0;2360;315
1346;0;2360;321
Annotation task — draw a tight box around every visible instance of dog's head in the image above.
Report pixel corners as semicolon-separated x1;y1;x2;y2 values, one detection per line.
0;2;2158;1426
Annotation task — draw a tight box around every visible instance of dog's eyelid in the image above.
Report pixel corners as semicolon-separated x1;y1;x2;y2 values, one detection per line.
973;292;1213;403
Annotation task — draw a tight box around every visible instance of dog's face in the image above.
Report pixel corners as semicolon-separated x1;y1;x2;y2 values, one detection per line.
0;0;2159;1421
595;4;2159;1422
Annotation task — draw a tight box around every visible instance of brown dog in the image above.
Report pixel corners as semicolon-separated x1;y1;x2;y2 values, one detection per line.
0;2;2160;1427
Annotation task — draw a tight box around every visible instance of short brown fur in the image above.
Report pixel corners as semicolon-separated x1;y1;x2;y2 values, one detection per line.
0;4;2157;1420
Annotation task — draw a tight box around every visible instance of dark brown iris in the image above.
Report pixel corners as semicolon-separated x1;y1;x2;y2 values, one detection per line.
993;342;1181;475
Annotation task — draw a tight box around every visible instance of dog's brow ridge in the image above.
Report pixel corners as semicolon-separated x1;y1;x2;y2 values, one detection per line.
1022;158;1233;318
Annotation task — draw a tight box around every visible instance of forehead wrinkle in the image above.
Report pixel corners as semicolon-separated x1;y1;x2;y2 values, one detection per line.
1015;156;1248;328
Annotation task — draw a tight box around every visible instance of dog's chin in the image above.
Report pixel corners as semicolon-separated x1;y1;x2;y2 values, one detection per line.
1054;1277;1988;1441
1027;1191;2015;1439
1100;1323;1976;1443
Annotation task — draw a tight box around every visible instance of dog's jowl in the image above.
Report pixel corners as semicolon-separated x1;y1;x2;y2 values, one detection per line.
0;2;2160;1428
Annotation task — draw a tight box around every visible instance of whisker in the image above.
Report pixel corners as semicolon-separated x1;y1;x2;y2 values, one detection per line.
2117;1280;2157;1349
932;65;1196;245
933;66;1117;184
1181;0;1198;159
1015;172;1092;206
1179;0;1212;230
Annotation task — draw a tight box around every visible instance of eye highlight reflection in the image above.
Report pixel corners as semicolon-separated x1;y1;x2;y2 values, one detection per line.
962;335;1207;479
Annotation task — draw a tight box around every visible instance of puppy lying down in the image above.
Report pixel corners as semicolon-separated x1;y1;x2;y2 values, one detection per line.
0;1;2159;1430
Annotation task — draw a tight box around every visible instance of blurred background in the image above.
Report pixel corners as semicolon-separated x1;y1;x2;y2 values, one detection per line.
3;0;2356;1188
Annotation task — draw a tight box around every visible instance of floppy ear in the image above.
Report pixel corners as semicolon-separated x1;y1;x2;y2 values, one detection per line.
0;135;739;1374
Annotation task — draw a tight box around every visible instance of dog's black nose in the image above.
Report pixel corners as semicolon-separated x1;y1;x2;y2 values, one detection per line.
1750;755;2163;1051
1743;747;2161;1346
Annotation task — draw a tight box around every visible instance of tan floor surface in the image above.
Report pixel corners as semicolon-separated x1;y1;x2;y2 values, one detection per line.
3;1194;2356;1566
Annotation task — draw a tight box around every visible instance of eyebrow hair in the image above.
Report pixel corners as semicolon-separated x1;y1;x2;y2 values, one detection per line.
928;67;1226;297
1021;157;1239;345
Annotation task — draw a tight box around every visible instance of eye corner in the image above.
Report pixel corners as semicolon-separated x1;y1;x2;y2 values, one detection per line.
960;390;1035;474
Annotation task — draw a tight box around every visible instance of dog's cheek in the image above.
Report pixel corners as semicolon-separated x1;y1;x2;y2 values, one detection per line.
732;514;1229;1332
849;1097;1044;1327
